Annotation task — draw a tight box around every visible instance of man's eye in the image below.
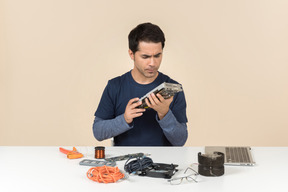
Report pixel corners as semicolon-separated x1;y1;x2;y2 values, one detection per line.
154;54;161;58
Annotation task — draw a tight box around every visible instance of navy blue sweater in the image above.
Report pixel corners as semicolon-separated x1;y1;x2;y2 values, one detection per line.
93;71;188;146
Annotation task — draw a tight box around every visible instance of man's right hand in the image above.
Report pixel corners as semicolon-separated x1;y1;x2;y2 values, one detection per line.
124;98;146;124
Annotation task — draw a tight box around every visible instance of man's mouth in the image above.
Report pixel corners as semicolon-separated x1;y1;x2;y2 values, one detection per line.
146;68;155;73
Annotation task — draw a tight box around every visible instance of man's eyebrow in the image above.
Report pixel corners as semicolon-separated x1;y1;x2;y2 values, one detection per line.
141;54;151;57
141;53;162;57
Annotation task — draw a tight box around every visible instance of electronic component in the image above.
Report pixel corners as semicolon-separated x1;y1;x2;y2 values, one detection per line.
95;146;105;159
105;152;148;162
139;163;178;179
136;82;183;108
198;152;225;176
124;156;178;179
79;159;116;167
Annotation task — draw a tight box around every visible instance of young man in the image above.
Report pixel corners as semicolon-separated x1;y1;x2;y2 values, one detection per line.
93;23;188;146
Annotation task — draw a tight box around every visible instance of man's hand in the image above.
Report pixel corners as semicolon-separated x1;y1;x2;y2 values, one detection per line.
124;98;146;124
145;93;173;120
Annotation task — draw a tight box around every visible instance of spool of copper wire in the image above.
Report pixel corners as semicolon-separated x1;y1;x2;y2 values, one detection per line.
95;146;105;159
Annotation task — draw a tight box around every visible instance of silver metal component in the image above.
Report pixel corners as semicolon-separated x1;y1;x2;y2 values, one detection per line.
79;159;116;167
105;153;150;162
137;82;183;108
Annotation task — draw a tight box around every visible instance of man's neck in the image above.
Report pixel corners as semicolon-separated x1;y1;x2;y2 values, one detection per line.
131;69;158;85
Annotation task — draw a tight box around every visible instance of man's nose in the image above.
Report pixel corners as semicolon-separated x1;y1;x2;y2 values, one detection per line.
149;57;156;66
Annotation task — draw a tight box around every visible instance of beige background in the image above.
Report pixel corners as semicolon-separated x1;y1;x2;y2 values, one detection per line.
1;0;287;146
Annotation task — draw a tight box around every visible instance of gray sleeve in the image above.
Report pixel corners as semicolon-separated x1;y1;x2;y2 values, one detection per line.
157;110;188;146
92;114;133;141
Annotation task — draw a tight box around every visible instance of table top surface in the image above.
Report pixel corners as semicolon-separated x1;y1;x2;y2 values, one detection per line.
1;146;287;192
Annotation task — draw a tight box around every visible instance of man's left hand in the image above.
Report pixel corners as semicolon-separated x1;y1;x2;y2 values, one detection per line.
145;93;173;120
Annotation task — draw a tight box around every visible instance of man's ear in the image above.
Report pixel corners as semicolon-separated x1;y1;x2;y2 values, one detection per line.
128;49;134;60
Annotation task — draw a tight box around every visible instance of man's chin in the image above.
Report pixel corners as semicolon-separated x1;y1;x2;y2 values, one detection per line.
145;72;158;78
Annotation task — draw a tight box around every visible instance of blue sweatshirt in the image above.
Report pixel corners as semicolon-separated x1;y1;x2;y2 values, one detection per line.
93;71;188;146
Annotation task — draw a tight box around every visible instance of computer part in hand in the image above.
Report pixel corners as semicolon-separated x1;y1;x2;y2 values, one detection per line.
136;82;183;109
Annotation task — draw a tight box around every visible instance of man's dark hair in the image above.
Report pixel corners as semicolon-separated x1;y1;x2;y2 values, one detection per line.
128;22;165;54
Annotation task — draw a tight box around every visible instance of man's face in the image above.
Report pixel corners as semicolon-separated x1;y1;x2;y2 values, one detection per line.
129;41;163;81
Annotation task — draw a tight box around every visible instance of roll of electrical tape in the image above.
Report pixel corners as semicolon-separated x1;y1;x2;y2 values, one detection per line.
198;152;224;176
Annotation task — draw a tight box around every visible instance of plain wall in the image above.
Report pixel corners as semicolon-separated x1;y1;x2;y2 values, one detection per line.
1;0;288;146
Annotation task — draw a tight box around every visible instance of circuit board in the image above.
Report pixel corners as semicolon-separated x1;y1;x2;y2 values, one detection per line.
137;82;183;108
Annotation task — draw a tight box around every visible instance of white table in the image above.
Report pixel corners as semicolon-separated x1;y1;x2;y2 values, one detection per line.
0;146;287;192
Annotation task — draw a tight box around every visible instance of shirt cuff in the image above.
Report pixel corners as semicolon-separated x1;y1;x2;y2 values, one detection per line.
120;114;134;128
156;109;173;125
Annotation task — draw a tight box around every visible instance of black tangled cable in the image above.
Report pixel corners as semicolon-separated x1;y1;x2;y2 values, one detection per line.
124;156;153;174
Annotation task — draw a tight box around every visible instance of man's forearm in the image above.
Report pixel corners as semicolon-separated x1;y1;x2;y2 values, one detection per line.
92;114;133;141
157;110;188;146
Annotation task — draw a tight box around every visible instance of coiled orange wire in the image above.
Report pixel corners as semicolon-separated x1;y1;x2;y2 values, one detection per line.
87;166;125;183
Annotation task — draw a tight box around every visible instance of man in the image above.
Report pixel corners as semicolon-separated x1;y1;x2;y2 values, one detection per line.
93;22;188;146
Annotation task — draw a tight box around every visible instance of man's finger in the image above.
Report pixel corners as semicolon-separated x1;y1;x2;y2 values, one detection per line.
156;93;165;102
150;93;160;105
128;97;140;105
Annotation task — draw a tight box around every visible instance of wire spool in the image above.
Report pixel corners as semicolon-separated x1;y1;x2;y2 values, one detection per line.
87;166;125;183
95;146;105;159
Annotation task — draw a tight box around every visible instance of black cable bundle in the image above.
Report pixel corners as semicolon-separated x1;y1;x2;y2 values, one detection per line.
124;156;153;174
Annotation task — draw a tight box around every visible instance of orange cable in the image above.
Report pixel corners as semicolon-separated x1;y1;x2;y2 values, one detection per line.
87;166;125;183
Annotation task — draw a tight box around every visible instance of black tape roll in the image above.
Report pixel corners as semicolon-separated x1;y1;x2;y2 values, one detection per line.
198;152;225;176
